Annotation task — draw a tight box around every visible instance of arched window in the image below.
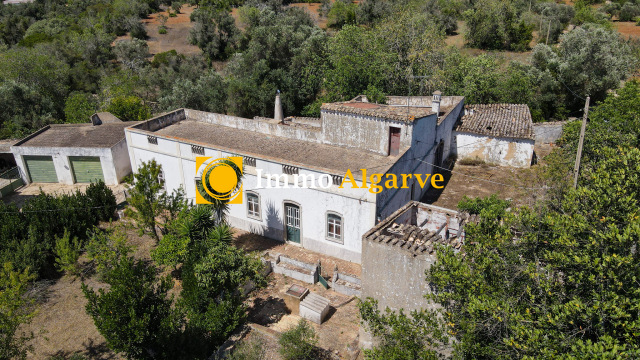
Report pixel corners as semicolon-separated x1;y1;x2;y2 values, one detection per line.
246;192;261;220
326;212;343;243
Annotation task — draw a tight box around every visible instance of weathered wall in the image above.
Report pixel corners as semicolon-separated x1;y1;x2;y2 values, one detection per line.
533;121;566;145
453;132;534;168
386;95;464;108
186;109;324;144
111;138;133;182
360;235;436;347
11;146;120;185
321;110;414;155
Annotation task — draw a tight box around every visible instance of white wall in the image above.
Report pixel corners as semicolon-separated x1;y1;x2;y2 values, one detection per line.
11;146;121;185
454;132;534;168
125;128;375;263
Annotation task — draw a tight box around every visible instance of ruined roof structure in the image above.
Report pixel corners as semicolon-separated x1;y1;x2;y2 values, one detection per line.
363;201;478;256
456;104;534;140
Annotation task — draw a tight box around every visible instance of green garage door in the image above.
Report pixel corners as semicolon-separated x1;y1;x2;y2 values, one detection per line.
25;156;58;183
70;156;104;183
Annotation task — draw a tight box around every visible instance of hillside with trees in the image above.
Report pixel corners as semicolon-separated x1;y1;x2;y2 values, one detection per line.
0;0;638;140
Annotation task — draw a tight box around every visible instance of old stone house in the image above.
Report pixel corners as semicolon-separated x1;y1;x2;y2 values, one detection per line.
453;104;535;167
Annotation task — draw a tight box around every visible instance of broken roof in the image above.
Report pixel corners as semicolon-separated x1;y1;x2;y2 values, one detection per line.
15;122;138;148
321;101;435;123
456;104;534;140
364;201;477;256
151;120;400;177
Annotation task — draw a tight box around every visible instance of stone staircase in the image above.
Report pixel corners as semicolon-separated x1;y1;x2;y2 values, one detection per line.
299;292;331;324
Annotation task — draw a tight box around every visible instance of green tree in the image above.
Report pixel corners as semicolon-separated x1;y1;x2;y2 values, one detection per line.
464;0;532;51
188;7;239;61
106;95;151;122
64;92;97;124
159;70;227;112
278;319;318;360
113;39;150;71
83;257;180;360
85;227;134;279
327;0;357;29
0;263;36;360
532;24;635;111
53;229;81;276
125;160;165;241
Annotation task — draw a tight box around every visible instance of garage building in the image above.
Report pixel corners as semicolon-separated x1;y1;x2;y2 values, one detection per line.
11;114;136;185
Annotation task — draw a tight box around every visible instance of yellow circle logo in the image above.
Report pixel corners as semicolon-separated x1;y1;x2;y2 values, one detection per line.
195;157;243;204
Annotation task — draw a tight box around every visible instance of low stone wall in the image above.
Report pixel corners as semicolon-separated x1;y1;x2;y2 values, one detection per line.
331;271;362;297
271;254;318;284
533;121;566;145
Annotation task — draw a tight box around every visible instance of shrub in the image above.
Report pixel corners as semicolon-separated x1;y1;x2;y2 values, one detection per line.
0;263;36;360
85;228;134;279
54;230;81;276
278;319;317;360
82;257;179;359
85;180;117;222
227;337;265;360
159;26;168;34
105;95;151;122
64;92;97;124
620;3;640;22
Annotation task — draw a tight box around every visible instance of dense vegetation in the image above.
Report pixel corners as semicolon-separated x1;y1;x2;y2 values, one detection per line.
360;80;640;358
0;181;116;279
0;0;637;139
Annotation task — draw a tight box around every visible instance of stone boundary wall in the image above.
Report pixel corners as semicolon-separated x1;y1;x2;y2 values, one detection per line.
271;254;319;284
533;121;567;145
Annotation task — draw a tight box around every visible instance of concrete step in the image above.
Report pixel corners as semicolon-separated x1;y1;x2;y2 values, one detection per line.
300;292;330;324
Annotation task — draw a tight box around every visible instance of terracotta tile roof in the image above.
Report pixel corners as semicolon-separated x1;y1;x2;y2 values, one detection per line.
321;101;434;123
15;122;138;148
456;104;534;140
151;120;400;178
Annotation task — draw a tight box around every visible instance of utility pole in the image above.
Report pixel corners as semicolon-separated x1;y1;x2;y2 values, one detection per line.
546;19;552;45
573;96;590;189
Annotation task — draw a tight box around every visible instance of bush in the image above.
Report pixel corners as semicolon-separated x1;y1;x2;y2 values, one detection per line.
85;180;117;222
278;319;317;360
85;227;134;279
64;92;97;124
0;263;36;360
105;95;151;122
620;3;640;22
159;26;168;34
54;230;81;276
82;257;179;359
227;337;265;360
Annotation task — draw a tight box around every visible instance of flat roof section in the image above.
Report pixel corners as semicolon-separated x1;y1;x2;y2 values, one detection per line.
15;122;139;148
151;120;401;177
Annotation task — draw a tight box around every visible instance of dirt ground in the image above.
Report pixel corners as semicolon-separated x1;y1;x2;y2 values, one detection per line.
114;4;201;56
245;272;361;360
615;21;640;39
421;159;550;210
235;231;361;278
22;220;361;359
23;224;154;360
2;183;128;208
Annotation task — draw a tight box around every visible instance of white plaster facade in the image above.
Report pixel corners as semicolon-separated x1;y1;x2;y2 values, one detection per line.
453;132;535;168
11;139;131;186
125;95;466;263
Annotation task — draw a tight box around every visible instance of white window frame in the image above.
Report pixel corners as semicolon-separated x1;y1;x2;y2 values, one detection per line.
246;192;261;220
326;211;343;244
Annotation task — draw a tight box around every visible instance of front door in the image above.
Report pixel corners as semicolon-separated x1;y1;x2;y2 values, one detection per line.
285;203;300;244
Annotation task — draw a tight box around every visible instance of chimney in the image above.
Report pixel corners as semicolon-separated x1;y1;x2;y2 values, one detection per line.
90;113;102;126
274;90;283;121
432;91;442;115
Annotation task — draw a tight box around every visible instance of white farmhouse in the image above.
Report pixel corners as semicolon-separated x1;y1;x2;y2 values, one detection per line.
453;104;535;168
125;93;465;263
